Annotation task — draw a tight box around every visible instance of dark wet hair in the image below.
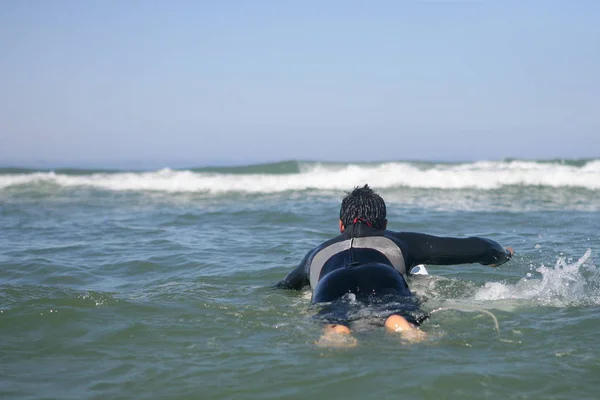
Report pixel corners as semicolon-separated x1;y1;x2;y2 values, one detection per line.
339;184;386;229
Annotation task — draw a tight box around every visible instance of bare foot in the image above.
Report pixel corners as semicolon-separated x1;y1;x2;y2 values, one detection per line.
385;314;426;342
315;324;358;348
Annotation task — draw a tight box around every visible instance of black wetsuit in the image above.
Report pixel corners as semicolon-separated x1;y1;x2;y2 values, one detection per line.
276;223;512;304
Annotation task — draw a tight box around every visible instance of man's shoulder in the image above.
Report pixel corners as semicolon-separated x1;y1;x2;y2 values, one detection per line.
314;233;347;251
383;229;408;239
383;230;432;243
299;233;347;265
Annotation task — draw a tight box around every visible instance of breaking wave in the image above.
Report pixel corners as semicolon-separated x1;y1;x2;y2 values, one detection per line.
1;159;600;193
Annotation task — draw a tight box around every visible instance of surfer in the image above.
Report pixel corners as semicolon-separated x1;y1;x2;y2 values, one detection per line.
275;184;514;344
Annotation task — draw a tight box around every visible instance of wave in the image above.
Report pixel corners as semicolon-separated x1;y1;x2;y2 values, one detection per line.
1;159;600;193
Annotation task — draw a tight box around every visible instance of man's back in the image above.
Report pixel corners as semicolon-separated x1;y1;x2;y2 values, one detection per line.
277;222;512;297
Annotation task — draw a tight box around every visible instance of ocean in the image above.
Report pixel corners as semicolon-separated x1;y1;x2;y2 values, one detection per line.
1;159;599;400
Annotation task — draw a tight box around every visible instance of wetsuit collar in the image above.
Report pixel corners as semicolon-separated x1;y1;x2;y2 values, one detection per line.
343;222;384;238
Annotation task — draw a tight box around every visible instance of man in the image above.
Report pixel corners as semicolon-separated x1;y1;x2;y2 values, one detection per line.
275;184;514;344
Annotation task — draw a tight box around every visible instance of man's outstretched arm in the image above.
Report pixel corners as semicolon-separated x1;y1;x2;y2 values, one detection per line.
397;233;514;268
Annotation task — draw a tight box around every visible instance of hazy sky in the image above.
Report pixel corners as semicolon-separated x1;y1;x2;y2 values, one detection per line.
1;1;599;167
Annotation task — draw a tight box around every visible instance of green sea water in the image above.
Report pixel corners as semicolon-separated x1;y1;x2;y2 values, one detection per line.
1;160;599;399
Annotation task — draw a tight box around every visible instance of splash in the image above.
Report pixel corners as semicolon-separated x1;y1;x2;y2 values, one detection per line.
474;249;599;307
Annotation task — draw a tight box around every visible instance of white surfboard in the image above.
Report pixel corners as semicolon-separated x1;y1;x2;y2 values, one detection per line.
410;264;429;275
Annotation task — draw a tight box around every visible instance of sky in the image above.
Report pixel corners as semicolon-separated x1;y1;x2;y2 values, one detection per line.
1;0;599;168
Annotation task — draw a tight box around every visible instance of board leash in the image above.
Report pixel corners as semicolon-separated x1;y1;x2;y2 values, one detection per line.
416;306;500;333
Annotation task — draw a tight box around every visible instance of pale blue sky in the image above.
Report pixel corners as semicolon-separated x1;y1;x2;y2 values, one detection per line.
1;1;599;168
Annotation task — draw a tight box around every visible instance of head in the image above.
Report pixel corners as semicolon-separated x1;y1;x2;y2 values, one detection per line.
339;184;387;232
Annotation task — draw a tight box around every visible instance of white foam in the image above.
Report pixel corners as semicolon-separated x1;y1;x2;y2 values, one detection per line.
473;249;600;307
1;160;600;193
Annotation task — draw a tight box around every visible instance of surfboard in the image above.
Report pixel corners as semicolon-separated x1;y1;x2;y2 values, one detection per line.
410;264;429;275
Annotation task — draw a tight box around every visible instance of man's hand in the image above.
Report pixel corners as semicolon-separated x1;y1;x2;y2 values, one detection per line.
489;247;514;267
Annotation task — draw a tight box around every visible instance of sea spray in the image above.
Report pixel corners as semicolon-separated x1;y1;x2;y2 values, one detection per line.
474;249;599;307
